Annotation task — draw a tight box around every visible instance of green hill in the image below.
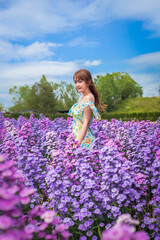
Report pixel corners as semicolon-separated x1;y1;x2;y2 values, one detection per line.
109;97;160;113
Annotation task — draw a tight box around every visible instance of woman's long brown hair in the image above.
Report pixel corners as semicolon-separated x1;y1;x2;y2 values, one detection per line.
73;69;106;111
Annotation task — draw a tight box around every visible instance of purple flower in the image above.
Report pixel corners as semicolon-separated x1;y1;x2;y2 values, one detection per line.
100;222;105;227
80;236;87;240
92;236;97;240
0;113;160;239
25;224;37;234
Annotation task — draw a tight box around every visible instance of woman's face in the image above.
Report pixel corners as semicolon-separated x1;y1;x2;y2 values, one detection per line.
74;78;89;93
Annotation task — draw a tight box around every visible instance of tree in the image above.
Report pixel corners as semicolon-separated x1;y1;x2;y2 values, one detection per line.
94;74;118;110
9;75;56;113
115;72;143;99
9;85;31;112
27;75;56;113
94;72;143;111
53;81;79;110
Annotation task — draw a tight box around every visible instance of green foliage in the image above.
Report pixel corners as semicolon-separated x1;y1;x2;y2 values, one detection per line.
3;111;160;122
27;75;56;114
9;85;31;112
8;72;154;116
3;112;68;120
3;112;40;120
101;111;160;122
0;103;3;111
109;97;160;113
94;72;143;111
53;81;79;110
9;75;57;114
9;76;79;113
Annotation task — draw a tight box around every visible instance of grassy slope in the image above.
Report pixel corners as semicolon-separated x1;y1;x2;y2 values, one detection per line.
109;97;160;113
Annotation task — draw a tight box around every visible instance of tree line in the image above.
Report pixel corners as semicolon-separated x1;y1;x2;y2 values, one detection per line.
7;72;143;113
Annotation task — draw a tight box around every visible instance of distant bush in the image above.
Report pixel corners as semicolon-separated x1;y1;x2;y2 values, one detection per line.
2;111;160;121
3;112;40;120
101;111;160;121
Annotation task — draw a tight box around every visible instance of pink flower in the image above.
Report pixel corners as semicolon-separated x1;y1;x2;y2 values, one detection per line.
61;230;70;238
30;205;45;217
46;234;54;240
20;196;30;205
102;224;131;240
0;188;14;200
10;208;22;218
156;149;160;160
9;186;20;194
135;173;146;185
38;232;46;238
0;154;7;162
131;231;150;240
0;198;19;211
55;223;68;232
0;215;13;230
20;188;36;198
102;214;149;240
116;213;139;227
41;210;56;223
70;172;76;179
39;222;48;231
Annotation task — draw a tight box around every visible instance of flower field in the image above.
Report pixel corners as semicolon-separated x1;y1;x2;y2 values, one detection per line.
0;112;160;240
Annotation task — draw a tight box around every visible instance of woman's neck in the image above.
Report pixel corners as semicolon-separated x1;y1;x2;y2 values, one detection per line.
82;88;91;97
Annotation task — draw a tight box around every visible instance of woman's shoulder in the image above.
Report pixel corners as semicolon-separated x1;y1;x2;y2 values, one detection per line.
82;94;95;104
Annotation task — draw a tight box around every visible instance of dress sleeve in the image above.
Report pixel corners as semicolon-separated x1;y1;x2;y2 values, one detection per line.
68;106;73;117
81;101;101;120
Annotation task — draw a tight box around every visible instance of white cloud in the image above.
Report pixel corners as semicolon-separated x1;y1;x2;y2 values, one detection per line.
68;37;99;47
123;52;160;96
127;51;160;68
130;73;160;97
111;0;160;36
0;0;78;39
0;61;78;84
84;60;101;67
17;42;62;60
0;0;160;40
0;40;62;61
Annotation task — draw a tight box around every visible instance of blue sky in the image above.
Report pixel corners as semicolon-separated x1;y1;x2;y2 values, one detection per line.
0;0;160;109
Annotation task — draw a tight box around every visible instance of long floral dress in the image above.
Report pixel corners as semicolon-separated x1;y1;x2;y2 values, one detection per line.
68;101;101;150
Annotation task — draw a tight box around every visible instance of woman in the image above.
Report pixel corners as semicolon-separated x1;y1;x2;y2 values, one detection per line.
68;69;104;150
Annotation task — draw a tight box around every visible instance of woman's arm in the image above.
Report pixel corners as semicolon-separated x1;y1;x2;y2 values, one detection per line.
77;105;92;145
